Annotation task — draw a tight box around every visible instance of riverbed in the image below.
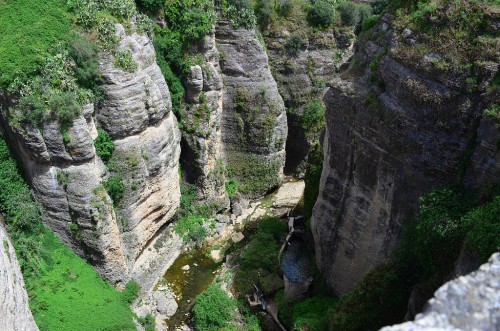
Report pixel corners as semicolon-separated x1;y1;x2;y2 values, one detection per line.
162;179;305;330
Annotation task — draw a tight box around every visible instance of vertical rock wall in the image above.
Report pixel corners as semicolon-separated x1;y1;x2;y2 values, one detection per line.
216;22;288;197
181;33;229;210
0;25;182;284
0;219;39;331
311;15;500;296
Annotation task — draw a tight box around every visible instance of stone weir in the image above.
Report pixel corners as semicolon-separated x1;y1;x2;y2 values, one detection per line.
311;14;500;296
0;24;183;286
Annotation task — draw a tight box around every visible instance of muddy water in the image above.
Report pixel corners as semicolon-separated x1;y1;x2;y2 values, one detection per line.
163;249;220;329
163;179;305;329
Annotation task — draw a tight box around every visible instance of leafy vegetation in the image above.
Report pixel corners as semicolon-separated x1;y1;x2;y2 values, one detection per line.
113;49;138;72
0;137;136;331
103;175;125;205
307;1;335;29
324;187;500;330
226;152;283;195
301;100;326;139
391;0;500;83
94;128;116;164
225;0;257;29
233;217;285;296
338;1;373;27
0;0;73;87
193;283;237;331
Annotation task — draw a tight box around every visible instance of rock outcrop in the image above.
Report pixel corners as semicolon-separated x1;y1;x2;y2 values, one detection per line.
0;24;182;284
264;26;354;176
311;14;500;295
380;253;500;331
0;219;39;331
180;33;228;210
216;22;288;197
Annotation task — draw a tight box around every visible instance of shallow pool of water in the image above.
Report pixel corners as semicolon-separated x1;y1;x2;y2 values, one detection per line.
280;239;311;282
163;249;220;329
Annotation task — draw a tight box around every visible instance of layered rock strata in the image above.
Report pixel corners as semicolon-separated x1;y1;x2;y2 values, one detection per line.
311;14;500;295
0;219;39;331
0;25;182;284
215;21;288;197
264;27;354;176
181;33;228;210
380;253;500;331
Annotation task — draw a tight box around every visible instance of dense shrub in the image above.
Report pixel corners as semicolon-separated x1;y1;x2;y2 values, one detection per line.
338;1;360;26
12;51;88;127
411;189;471;276
136;0;164;12
49;92;82;128
94;128;115;164
358;3;374;24
258;216;287;240
122;280;140;303
175;215;208;242
193;284;236;331
0;0;72;87
113;49;138;72
307;1;335;28
227;0;257;29
301;100;326;138
328;262;411;331
225;178;240;198
255;0;273;29
285;34;304;56
277;0;294;16
463;196;500;261
103;175;125;205
68;33;101;92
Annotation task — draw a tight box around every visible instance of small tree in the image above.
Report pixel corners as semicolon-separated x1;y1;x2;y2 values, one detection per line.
285;34;304;56
308;1;334;28
338;1;360;26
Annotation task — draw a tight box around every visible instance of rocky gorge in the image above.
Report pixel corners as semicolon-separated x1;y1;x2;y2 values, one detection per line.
0;1;499;331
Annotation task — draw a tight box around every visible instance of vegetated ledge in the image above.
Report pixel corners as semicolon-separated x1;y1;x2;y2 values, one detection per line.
380;252;500;331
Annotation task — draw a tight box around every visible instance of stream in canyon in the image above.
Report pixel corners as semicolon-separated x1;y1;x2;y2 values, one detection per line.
161;179;306;330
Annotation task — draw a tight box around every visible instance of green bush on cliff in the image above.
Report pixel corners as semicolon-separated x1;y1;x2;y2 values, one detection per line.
0;138;136;331
301;100;326;139
94;128;116;164
103;175;125;205
307;1;334;29
303;142;323;220
226;0;257;29
462;196;500;261
193;284;237;331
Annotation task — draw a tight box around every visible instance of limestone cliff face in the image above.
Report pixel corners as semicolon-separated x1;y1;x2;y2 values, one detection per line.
311;14;500;296
181;33;228;210
264;27;354;176
0;219;39;331
380;253;500;331
0;25;181;284
216;22;288;197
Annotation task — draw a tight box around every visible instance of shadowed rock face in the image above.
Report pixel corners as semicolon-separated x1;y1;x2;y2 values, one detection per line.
216;22;288;197
380;253;500;331
0;220;39;331
180;34;229;210
0;24;181;284
311;15;500;296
